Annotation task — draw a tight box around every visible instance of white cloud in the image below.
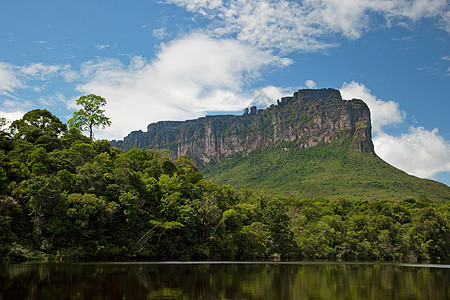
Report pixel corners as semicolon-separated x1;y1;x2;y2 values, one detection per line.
0;62;72;115
0;62;66;95
374;127;450;178
96;44;110;50
251;85;292;107
0;110;25;123
61;66;81;82
305;80;317;89
0;62;23;96
167;0;449;52
1;98;35;114
340;81;450;180
153;27;170;39
170;0;335;51
305;0;449;37
340;81;405;135
20;63;64;79
38;92;72;108
75;33;289;139
259;86;291;102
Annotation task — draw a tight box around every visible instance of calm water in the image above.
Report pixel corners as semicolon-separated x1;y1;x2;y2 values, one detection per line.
0;261;449;300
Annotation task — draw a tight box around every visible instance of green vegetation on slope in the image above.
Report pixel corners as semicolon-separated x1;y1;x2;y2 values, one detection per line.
201;140;450;202
1;110;449;262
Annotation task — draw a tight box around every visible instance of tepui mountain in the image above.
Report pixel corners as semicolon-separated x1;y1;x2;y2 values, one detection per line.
111;88;450;201
112;89;373;163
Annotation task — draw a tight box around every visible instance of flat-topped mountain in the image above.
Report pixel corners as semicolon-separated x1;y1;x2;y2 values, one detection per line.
111;88;450;201
112;88;374;165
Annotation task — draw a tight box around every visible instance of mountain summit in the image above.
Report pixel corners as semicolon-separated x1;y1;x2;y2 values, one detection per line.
112;88;374;165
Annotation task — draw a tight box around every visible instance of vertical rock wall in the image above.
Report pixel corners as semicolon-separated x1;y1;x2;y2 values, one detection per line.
111;88;374;165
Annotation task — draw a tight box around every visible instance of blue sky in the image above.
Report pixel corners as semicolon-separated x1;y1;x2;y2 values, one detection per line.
1;0;449;185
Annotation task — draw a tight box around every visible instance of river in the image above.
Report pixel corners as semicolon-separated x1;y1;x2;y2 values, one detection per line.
1;261;449;299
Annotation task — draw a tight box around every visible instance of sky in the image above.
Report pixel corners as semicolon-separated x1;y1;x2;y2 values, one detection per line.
0;0;449;186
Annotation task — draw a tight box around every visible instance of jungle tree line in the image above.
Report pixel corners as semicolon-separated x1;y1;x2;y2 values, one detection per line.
0;98;449;262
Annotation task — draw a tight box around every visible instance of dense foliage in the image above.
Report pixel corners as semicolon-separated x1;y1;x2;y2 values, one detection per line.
0;110;449;262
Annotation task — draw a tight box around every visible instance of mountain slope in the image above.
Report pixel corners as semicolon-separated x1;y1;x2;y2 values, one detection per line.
201;139;450;202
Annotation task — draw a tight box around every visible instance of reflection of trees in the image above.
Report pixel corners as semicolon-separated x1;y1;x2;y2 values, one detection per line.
0;263;448;299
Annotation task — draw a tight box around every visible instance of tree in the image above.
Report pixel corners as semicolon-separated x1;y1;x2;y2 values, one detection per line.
68;94;111;140
11;109;67;141
0;117;12;152
0;117;9;133
9;110;67;152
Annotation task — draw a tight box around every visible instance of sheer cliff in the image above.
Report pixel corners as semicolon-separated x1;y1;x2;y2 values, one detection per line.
111;89;374;166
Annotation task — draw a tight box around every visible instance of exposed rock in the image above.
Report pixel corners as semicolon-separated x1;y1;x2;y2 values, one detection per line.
111;88;374;165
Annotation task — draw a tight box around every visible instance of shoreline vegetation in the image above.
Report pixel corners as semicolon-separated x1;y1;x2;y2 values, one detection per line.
1;110;449;263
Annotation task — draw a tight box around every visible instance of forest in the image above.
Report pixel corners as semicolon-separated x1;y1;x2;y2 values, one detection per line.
0;108;449;262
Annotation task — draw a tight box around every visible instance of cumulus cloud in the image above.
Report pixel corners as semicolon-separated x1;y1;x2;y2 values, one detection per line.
340;81;450;180
75;33;290;139
167;0;449;52
305;80;317;89
374;127;450;178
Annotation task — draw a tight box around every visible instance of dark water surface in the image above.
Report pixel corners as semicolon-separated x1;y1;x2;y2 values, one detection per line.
1;261;449;299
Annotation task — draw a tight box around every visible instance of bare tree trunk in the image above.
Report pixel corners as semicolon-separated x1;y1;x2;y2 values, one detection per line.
89;121;94;140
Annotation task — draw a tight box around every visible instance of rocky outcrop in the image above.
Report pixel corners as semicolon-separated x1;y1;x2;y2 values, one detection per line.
111;89;374;165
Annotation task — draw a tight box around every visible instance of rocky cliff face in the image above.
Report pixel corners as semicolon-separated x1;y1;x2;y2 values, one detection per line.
111;88;374;165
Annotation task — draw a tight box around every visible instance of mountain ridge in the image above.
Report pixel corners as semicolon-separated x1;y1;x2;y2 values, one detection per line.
111;88;374;165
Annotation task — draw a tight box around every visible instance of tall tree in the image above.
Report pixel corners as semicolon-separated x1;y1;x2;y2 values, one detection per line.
68;94;111;140
0;117;9;132
10;109;67;139
10;109;67;151
0;116;11;144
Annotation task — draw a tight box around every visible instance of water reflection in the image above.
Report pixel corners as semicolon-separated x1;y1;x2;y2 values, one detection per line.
0;262;449;299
